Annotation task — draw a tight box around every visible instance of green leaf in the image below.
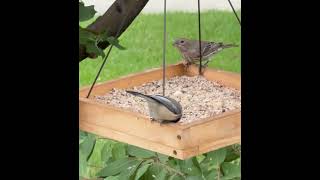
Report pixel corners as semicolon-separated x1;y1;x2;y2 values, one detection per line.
98;30;110;41
202;148;227;168
144;164;168;180
79;130;88;139
189;158;205;179
86;139;110;176
86;42;105;57
97;158;140;177
79;28;125;58
79;2;96;21
127;145;156;158
97;30;126;50
79;27;105;58
104;176;119;180
167;159;181;171
79;27;96;44
147;163;162;174
221;162;240;180
225;152;240;162
205;170;218;180
142;159;154;165
178;158;202;176
106;37;126;50
101;143;113;162
79;151;88;177
96;31;126;50
168;174;184;180
134;163;152;180
196;155;206;163
157;153;169;163
192;157;202;173
157;169;169;180
79;134;96;161
225;146;240;162
229;178;241;180
112;143;127;160
186;175;204;180
232;144;241;154
118;160;144;180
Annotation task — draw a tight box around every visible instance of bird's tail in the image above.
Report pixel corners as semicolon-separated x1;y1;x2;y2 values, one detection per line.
126;91;154;101
222;43;239;49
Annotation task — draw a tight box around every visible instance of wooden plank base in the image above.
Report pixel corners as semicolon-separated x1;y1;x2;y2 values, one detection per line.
79;62;241;160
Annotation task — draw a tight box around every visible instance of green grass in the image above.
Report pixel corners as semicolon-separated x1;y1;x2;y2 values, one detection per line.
79;10;241;87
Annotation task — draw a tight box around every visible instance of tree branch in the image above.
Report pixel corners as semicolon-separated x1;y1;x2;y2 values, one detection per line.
79;0;149;62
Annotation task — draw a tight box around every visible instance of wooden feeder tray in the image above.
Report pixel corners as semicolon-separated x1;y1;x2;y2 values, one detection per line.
79;62;240;160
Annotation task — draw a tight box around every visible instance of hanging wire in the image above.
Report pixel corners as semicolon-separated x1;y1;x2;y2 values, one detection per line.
162;0;167;96
197;0;202;75
227;0;241;26
86;47;113;98
86;5;133;98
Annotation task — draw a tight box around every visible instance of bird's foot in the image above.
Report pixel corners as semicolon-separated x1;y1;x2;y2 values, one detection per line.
159;120;175;126
150;117;156;123
182;61;191;71
159;120;166;126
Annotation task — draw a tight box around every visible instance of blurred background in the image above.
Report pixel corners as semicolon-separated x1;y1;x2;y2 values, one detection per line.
80;0;241;87
81;0;241;15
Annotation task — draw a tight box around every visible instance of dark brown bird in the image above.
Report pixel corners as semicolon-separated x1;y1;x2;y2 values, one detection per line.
173;38;238;69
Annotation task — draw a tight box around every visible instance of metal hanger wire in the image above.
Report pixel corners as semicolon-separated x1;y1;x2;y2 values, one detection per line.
227;0;241;26
197;0;202;75
162;0;167;96
86;4;134;98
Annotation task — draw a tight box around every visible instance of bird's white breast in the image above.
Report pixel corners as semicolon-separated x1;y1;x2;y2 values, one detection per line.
147;102;181;121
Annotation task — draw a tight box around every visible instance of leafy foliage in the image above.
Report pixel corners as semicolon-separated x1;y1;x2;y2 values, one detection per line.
79;1;126;59
79;133;96;161
79;1;96;22
97;158;142;177
134;163;151;180
79;132;241;180
127;145;156;158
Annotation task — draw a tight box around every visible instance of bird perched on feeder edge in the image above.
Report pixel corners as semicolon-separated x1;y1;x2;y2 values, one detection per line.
173;38;238;70
126;91;182;125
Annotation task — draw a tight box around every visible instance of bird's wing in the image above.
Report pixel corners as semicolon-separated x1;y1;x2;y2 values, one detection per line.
201;42;224;57
127;91;182;115
188;41;220;60
126;91;157;103
152;95;182;115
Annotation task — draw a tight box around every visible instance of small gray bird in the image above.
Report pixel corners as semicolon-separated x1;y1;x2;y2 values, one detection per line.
126;91;182;124
173;38;238;69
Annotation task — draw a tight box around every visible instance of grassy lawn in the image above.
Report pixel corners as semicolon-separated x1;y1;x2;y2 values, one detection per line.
79;10;241;87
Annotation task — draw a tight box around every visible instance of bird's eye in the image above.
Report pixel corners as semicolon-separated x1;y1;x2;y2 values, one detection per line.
180;40;184;43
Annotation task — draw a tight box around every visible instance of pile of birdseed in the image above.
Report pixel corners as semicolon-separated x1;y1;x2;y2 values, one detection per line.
94;75;241;124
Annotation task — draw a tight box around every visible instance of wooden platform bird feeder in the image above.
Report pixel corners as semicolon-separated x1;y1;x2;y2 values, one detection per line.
79;63;240;160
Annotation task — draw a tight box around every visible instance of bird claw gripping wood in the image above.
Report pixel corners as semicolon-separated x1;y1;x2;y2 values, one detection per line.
182;60;191;72
150;118;165;126
150;117;157;123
